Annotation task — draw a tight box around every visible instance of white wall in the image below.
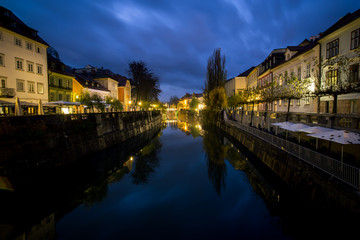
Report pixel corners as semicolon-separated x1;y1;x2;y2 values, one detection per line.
0;27;48;103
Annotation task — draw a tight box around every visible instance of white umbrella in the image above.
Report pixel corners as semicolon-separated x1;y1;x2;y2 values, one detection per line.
15;97;23;116
307;130;360;162
271;121;294;136
38;99;44;115
298;126;333;149
280;123;309;143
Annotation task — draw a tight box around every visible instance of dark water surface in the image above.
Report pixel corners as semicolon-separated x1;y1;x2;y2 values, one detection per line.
56;121;290;240
1;121;359;240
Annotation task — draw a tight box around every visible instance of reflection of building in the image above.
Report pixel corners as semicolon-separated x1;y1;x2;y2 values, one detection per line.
0;6;49;114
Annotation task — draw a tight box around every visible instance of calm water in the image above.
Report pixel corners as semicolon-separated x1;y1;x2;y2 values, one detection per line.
56;121;290;240
1;120;359;240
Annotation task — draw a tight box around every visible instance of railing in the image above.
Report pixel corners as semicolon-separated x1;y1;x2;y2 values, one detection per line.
224;116;360;190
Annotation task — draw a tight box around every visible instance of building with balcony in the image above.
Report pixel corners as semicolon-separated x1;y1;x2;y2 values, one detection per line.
0;6;49;115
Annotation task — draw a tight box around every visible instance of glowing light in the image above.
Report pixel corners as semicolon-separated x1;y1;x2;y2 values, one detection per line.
129;101;132;104
61;108;70;114
138;102;142;105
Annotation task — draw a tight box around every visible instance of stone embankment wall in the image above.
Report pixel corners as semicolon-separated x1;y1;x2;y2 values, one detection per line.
217;119;360;214
0;111;161;173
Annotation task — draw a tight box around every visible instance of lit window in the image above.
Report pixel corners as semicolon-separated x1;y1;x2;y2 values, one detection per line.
305;96;310;105
297;67;301;80
326;69;338;86
28;81;35;93
326;39;339;59
37;83;44;94
351;28;359;50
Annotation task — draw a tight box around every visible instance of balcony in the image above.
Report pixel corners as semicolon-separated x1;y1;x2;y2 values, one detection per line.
0;88;16;98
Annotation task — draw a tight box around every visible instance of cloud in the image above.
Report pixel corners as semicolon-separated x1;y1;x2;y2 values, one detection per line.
3;0;360;102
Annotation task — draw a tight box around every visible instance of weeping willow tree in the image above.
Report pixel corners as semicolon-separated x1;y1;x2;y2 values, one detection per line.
205;48;227;109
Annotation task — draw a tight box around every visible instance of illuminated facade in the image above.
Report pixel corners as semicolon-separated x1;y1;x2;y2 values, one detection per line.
0;6;49;114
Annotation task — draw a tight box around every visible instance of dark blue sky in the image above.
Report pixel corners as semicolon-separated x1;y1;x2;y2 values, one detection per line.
2;0;359;101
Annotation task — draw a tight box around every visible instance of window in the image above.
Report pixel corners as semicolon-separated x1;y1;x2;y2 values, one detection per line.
297;67;301;80
290;99;293;106
66;94;71;102
350;64;359;83
16;79;25;91
306;64;311;78
326;39;339;58
296;99;300;106
326;70;338;86
14;37;22;47
278;100;281;106
351;28;360;50
36;64;43;74
28;81;35;93
1;78;6;88
0;54;4;66
26;42;33;51
27;61;34;72
58;93;63;101
305;96;310;105
15;58;24;70
66;79;70;88
37;83;44;94
59;78;63;87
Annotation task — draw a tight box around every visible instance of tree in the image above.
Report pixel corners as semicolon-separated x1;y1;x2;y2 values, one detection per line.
105;96;123;112
189;93;199;110
205;48;227;106
92;94;105;112
47;46;60;60
209;87;228;110
169;96;179;107
128;61;161;102
276;71;311;120
79;91;94;112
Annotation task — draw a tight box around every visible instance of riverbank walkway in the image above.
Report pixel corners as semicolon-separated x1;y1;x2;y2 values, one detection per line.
222;112;360;190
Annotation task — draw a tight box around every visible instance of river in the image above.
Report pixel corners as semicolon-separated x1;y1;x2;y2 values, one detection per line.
0;119;359;239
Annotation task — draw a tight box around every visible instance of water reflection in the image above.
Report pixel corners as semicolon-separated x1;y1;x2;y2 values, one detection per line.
131;136;162;185
202;125;228;195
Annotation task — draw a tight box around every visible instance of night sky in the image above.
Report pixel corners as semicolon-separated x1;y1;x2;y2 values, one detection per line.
2;0;359;101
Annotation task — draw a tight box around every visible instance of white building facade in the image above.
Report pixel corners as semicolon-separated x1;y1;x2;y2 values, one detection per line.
0;6;49;112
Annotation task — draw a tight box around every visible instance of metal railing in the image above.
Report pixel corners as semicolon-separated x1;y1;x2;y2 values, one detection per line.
224;117;360;190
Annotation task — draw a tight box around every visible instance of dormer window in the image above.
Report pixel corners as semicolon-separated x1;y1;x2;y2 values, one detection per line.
85;81;88;85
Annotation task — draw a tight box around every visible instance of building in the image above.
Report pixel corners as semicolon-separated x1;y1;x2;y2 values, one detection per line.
317;9;360;114
0;6;49;115
178;92;204;110
225;67;255;97
271;40;320;113
48;55;74;102
73;72;110;112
